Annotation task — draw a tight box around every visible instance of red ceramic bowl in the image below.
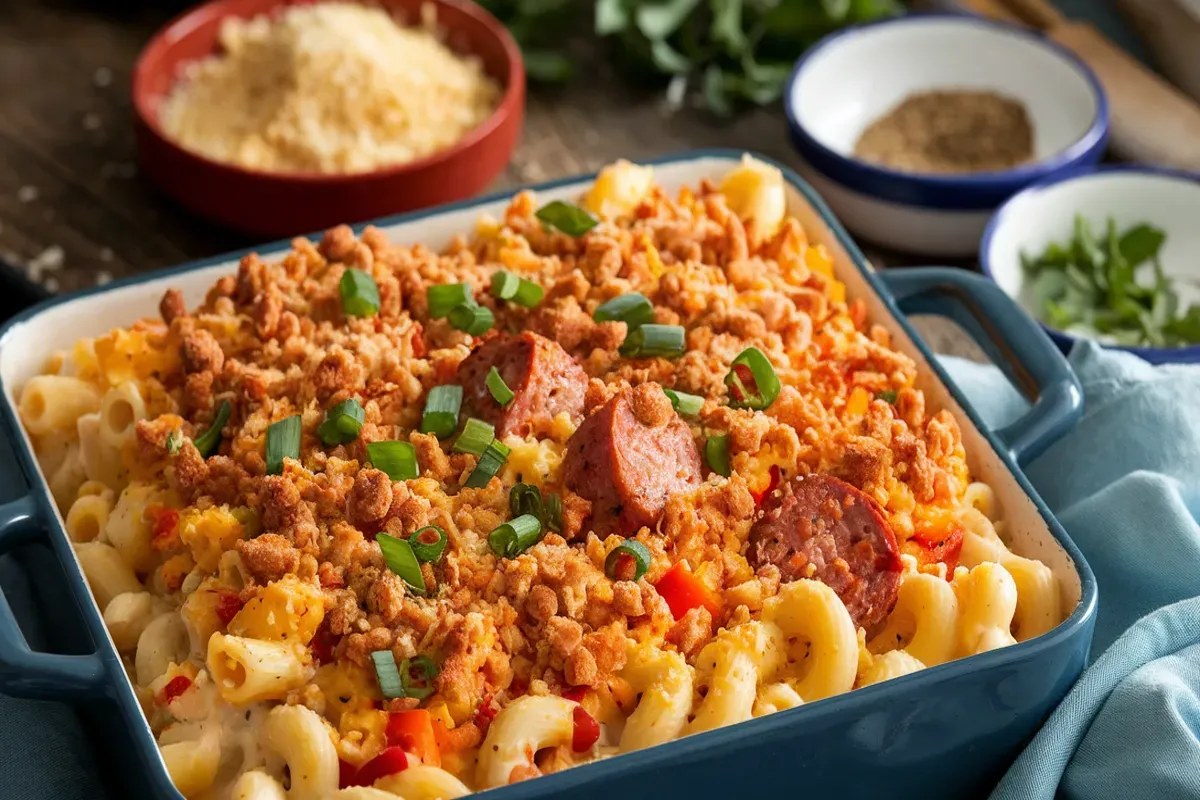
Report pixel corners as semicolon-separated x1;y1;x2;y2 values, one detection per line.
133;0;525;237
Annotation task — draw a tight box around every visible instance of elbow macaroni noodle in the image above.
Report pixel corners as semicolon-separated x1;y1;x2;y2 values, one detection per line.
13;159;1070;798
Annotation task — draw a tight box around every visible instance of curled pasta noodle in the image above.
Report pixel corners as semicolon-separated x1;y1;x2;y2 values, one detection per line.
105;482;162;574
74;541;141;612
762;580;858;702
18;375;101;435
332;790;402;800
858;650;926;688
959;509;1061;642
618;643;693;752
476;695;576;789
207;633;309;704
868;572;959;668
159;725;221;798
48;442;87;512
65;491;113;543
376;765;471;799
953;562;1018;657
685;621;778;736
104;590;165;652
752;682;804;717
77;412;127;490
231;770;287;800
263;705;340;800
962;481;997;519
99;381;147;450
136;612;189;685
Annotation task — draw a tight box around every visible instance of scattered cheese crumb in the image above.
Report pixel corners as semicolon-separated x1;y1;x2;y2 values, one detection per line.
158;2;501;174
17;186;37;203
93;67;112;88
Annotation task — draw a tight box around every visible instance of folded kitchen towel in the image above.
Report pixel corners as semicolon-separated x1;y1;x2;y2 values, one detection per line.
940;341;1200;800
0;340;1197;800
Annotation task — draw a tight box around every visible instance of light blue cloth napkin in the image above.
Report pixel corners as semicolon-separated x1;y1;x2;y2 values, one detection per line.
0;340;1197;799
940;341;1200;800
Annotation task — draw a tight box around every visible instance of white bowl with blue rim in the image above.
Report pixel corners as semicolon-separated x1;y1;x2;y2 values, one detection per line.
981;166;1200;364
784;14;1108;258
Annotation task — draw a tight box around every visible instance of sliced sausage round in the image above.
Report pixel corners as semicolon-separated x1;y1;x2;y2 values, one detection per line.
564;387;702;536
747;473;902;630
457;332;587;439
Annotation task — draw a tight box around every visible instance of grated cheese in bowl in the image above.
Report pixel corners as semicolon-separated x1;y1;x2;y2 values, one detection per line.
158;2;503;175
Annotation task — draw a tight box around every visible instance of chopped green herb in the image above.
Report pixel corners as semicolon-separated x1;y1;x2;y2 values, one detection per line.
318;399;365;445
339;268;381;317
486;366;515;406
165;429;182;455
367;441;420;481
377;533;426;595
705;433;731;477
419;386;462;439
371;649;405;698
265;415;301;475
876;390;898;404
536;200;599;236
194;400;231;459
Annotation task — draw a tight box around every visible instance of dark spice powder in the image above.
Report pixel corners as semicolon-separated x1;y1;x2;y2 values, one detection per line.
853;89;1035;174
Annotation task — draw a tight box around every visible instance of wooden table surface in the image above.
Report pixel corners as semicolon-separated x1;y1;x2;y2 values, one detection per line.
0;0;974;355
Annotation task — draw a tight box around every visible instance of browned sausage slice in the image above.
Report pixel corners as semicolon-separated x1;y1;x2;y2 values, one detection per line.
457;332;587;439
564;385;702;536
747;473;902;630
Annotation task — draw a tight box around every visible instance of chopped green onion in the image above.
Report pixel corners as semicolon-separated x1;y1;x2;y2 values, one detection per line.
663;387;704;418
377;533;426;595
509;483;543;521
165;429;182;455
725;347;781;411
265;415;301;475
367;441;420;481
194;400;231;459
317;398;365;445
410;526;448;563
490;270;545;308
594;293;654;330
419;386;462;439
544;493;563;533
604;540;651;582
535;200;599;237
427;283;475;319
465;439;511;489
619;324;686;359
399;655;440;700
453;418;495;456
486;366;515;406
448;304;494;336
705;433;731;477
877;390;898;404
488;514;542;558
339;268;381;317
371;650;405;699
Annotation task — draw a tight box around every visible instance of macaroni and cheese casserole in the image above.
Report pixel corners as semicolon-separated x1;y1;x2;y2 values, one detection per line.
18;156;1064;800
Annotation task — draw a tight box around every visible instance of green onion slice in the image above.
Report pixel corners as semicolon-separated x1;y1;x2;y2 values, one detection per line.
410;526;448;563
705;433;732;477
663;387;704;417
317;398;365;446
427;283;475;319
399;655;440;700
544;492;563;533
453;418;495;456
465;439;511;489
194;400;231;459
371;650;405;699
377;533;426;595
340;268;381;317
725;347;781;411
490;270;545;308
488;514;542;558
594;293;654;330
535;200;599;237
619;324;686;359
367;441;420;481
419;385;462;439
448;304;494;336
486;366;515;406
877;390;898;404
165;429;182;455
509;483;543;521
265;415;301;475
604;540;651;582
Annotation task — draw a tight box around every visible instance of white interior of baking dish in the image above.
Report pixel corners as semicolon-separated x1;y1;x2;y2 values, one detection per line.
0;153;1082;615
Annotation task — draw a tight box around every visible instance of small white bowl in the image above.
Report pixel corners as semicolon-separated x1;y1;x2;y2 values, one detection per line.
981;167;1200;364
784;14;1107;257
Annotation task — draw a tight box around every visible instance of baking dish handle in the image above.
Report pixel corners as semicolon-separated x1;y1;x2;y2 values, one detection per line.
0;494;107;700
878;267;1083;466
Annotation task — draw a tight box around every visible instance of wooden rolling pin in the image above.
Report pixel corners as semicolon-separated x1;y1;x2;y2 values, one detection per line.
964;0;1200;169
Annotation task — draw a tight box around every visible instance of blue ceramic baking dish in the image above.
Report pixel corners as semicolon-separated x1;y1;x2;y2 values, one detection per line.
0;149;1096;799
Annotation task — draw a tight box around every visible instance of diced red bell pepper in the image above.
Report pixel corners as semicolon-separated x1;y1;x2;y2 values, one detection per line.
751;465;782;506
473;694;498;731
156;675;191;705
215;591;243;625
654;562;721;621
310;621;337;665
910;521;965;575
348;747;408;787
561;686;587;703
148;506;180;550
571;706;600;753
386;709;440;768
338;759;360;789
